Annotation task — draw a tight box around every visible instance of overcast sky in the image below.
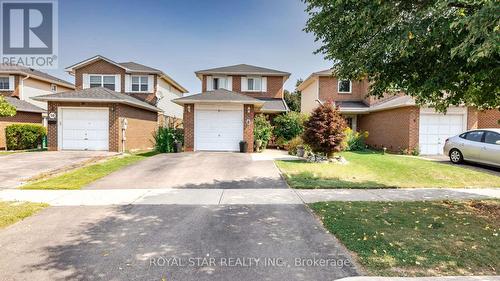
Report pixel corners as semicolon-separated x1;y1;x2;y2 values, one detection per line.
49;0;332;93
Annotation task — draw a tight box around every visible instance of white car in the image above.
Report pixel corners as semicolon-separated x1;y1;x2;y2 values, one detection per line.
443;128;500;167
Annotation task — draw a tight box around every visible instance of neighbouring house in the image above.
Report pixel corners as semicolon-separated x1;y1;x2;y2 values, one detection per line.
174;64;290;152
299;69;500;155
0;64;75;149
33;55;188;152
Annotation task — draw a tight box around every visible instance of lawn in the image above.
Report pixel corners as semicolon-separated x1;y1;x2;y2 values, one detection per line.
310;200;500;276
21;151;157;190
276;151;500;188
0;201;48;228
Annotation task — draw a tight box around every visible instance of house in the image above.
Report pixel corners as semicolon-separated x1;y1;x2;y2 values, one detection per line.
33;55;188;152
299;69;500;155
0;64;75;149
174;64;290;152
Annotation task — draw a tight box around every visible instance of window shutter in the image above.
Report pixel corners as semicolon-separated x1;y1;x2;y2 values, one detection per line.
8;76;15;91
241;77;247;91
206;76;213;91
261;77;267;92
82;74;90;89
226;76;232;91
148;75;154;93
124;75;131;92
115;74;121;92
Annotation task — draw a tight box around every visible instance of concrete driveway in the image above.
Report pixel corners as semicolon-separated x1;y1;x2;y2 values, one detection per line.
0;204;360;281
0;151;116;189
86;152;289;189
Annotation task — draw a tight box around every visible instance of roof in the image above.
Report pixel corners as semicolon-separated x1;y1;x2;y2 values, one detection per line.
369;96;415;112
65;55;188;93
297;68;336;91
173;89;265;105
258;98;289;113
3;97;45;113
195;64;290;79
0;64;74;89
32;87;162;112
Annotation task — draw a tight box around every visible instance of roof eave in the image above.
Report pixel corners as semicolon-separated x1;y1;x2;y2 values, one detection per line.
32;96;161;112
173;99;264;106
0;70;75;89
65;55;129;74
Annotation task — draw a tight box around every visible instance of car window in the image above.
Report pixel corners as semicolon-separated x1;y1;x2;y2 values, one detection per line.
484;132;500;145
459;133;467;139
465;131;483;142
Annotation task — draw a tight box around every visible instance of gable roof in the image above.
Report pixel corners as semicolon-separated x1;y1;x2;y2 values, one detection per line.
297;68;336;91
32;87;162;112
3;97;45;113
0;64;74;89
195;64;290;79
173;89;264;105
65;55;188;93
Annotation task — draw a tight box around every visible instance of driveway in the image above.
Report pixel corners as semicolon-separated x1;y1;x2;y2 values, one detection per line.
0;204;360;281
0;151;116;189
422;155;500;176
86;152;289;189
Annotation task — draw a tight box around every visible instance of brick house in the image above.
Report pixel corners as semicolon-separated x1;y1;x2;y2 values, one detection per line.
299;69;500;155
0;64;75;149
174;64;290;152
34;55;188;152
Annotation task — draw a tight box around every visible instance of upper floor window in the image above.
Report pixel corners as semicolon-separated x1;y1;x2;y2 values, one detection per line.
0;77;9;90
50;84;57;92
90;75;115;91
131;76;148;92
338;79;352;93
247;77;262;91
212;77;228;90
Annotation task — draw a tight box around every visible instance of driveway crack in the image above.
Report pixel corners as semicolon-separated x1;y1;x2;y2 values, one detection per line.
218;189;224;205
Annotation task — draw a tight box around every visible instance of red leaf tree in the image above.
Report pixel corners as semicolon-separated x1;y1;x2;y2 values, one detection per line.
303;101;347;158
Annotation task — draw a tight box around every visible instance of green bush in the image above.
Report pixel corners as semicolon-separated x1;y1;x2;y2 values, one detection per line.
273;112;307;142
154;127;183;153
253;114;273;150
342;128;368;151
6;124;46;150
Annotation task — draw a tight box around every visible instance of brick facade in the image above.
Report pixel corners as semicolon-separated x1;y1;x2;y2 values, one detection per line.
183;104;194;151
318;76;369;103
75;60;126;92
201;74;285;99
0;111;43;149
243;104;255;152
478;109;500;128
117;104;159;152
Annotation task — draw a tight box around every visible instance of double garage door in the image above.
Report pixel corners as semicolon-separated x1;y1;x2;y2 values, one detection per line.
59;108;109;151
195;105;243;151
419;108;466;155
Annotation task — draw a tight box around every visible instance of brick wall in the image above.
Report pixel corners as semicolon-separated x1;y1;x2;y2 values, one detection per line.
478;109;500;128
118;104;159;152
126;74;158;105
201;75;285;98
318;76;368;102
183;104;194;151
75;59;126;92
243;104;254;153
0;111;43;149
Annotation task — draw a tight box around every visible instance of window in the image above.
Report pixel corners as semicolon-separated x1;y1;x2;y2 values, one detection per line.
465;131;484;142
0;77;9;90
212;77;227;90
132;76;148;92
345;117;353;129
213;77;220;90
89;75;115;90
484;132;500;145
247;77;262;91
338;80;352;93
51;84;57;92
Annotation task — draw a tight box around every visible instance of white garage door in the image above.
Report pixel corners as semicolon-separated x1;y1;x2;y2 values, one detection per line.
195;105;243;151
419;109;466;155
60;108;109;151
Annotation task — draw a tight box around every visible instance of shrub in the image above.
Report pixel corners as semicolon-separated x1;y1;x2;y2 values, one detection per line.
5;124;46;150
287;136;312;156
154;127;183;153
342;128;369;151
303;101;347;158
253;114;273;150
273;112;307;142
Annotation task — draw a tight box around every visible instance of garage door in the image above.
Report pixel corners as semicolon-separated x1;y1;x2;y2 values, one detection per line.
60;108;109;151
195;105;243;151
419;109;465;155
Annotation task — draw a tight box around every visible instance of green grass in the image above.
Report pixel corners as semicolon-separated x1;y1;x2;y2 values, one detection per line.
276;151;500;188
21;151;157;190
0;201;48;228
310;200;500;276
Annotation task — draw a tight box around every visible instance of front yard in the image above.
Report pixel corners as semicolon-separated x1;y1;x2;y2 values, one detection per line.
276;151;500;189
0;201;48;228
310;200;499;276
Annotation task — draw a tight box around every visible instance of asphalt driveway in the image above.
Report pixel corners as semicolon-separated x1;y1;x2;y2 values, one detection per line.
0;204;360;281
0;151;115;189
86;152;289;189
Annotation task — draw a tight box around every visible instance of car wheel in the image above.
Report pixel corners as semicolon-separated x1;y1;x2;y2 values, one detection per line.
449;149;463;164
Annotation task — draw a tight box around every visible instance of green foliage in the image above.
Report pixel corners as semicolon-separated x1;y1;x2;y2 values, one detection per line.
273;112;307;142
284;79;304;112
5;124;46;150
287;135;311;156
342;128;369;151
154;127;183;153
303;0;500;110
253;114;273;149
0;97;16;117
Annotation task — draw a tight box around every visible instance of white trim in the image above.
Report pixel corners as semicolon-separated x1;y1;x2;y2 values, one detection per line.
226;76;233;91
51;84;57;92
337;79;352;94
129;75;150;93
124;74;131;92
206;76;213;91
245;76;263;92
87;74;118;91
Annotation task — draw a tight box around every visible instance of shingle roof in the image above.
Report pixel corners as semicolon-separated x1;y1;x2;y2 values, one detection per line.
3;97;45;113
173;89;264;105
118;62;162;73
258;98;289;113
336;101;368;108
195;64;290;77
32;87;162;112
0;64;74;88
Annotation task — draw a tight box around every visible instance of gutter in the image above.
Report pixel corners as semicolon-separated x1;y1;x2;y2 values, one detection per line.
32;97;162;113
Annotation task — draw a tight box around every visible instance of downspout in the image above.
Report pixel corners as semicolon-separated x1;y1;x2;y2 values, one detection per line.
20;74;30;100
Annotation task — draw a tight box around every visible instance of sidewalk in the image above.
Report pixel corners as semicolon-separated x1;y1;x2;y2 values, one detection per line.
336;277;500;281
0;188;498;206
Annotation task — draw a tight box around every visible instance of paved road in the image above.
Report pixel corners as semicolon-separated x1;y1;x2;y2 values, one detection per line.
0;151;115;189
86;152;289;189
0;205;360;281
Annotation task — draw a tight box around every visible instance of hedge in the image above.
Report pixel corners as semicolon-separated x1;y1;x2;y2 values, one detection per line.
5;124;46;150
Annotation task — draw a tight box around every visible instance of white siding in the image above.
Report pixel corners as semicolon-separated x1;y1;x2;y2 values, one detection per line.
22;78;73;110
156;78;183;118
300;78;319;113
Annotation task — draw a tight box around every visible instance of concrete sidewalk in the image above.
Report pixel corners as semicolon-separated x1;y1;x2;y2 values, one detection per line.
336;277;500;281
0;188;498;206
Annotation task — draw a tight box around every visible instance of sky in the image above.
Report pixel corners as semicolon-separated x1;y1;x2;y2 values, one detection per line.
49;0;332;94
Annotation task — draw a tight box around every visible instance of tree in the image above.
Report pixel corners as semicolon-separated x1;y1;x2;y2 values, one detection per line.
273;111;307;141
0;97;16;117
284;79;303;112
303;0;500;111
303;101;346;158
